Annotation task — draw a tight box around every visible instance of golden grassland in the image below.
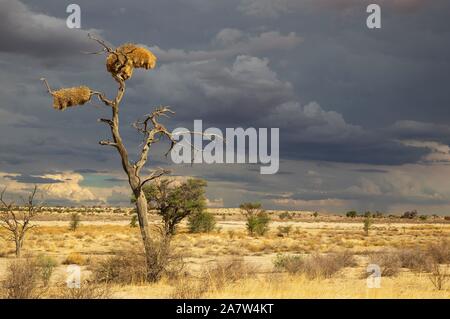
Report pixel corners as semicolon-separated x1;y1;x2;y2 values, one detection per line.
0;212;449;299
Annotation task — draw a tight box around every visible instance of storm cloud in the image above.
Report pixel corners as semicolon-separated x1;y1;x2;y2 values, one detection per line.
1;0;450;213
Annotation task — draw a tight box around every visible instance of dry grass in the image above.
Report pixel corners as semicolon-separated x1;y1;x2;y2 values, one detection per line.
274;251;356;279
0;216;449;299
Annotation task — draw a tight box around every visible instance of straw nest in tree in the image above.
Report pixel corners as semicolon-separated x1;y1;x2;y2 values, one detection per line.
106;44;157;80
51;86;92;110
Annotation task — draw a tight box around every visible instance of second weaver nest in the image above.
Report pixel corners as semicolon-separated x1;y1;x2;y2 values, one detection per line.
51;86;92;110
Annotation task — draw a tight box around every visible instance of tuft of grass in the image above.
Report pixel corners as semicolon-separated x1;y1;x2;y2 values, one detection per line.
63;252;86;266
274;251;356;279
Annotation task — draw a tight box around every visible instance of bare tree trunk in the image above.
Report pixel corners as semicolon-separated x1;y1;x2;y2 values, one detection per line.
15;239;21;258
133;188;157;280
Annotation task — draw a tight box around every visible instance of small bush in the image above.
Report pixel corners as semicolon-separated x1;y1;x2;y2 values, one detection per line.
346;211;358;218
277;225;292;237
273;254;304;274
63;252;86;266
427;261;449;291
2;257;40;299
274;251;356;279
69;213;81;231
396;249;429;272
188;211;216;233
401;210;418;219
130;214;138;228
279;212;292;220
93;240;184;284
92;250;147;285
426;239;450;264
171;258;254;298
36;254;58;287
363;217;373;236
246;212;270;236
55;281;111;299
171;278;206;299
202;258;255;291
369;251;401;277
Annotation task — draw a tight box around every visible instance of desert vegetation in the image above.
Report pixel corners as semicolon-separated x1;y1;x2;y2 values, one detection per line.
0;202;449;299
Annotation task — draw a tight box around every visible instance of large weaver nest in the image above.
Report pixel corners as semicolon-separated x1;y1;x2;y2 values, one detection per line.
51;86;92;110
106;44;157;80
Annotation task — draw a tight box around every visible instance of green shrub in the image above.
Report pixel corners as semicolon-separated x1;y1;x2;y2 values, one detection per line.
130;214;138;228
246;212;270;236
36;254;58;287
277;225;292;237
188;211;216;233
279;212;292;220
363;217;373;236
69;213;81;231
346;211;358;218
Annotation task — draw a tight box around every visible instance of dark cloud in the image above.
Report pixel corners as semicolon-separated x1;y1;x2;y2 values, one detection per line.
0;0;99;61
351;168;389;174
4;174;62;184
104;177;127;183
74;169;108;174
1;0;450;212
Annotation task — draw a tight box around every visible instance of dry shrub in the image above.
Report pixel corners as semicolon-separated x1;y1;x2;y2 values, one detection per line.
274;251;356;279
171;278;207;299
203;258;255;291
426;239;450;264
92;241;184;284
2;257;41;299
369;251;401;277
52;86;92;110
273;254;304;274
396;248;429;272
171;258;255;298
92;249;147;285
63;252;86;266
54;280;111;299
427;261;449;291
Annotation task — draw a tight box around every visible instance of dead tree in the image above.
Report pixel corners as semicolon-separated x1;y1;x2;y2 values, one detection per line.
0;186;42;257
40;35;194;281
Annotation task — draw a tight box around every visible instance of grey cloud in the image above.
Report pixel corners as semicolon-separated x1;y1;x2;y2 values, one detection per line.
151;29;302;63
238;0;430;18
0;0;100;60
351;168;389;174
4;173;62;184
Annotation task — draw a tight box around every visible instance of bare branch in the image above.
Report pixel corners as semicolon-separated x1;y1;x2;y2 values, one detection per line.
91;91;114;107
98;118;114;127
40;78;53;94
133;106;177;172
88;33;113;53
81;48;108;55
99;140;118;147
141;168;171;187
